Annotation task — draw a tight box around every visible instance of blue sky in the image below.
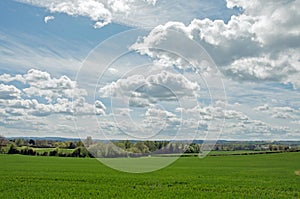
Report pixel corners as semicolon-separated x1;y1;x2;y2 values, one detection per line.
0;0;299;140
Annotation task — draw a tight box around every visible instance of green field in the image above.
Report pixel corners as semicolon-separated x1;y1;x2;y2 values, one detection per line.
0;153;299;198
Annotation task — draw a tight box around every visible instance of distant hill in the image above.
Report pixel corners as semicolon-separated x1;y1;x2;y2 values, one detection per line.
7;137;81;142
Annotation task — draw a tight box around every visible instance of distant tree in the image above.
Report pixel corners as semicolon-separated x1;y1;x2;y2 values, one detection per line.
69;142;76;149
85;136;93;147
134;142;149;154
20;147;36;156
35;140;49;148
29;139;35;146
124;140;132;149
114;142;126;150
49;148;59;156
0;136;8;154
76;141;84;148
173;143;181;153
0;135;7;147
72;147;91;158
54;142;68;148
15;139;24;147
144;141;157;152
7;143;19;154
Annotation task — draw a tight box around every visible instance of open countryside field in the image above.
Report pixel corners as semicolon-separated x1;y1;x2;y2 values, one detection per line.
0;152;299;198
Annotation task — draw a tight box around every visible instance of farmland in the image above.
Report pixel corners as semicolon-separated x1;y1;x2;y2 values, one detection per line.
0;152;299;198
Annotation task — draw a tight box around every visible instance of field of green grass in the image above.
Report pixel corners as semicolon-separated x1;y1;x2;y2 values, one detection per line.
155;150;273;157
33;148;74;153
0;152;299;198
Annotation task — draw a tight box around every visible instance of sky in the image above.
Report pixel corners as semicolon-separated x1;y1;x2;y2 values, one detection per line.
0;0;299;141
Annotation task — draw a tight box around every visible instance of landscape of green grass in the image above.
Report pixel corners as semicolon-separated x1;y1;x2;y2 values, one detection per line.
1;152;299;198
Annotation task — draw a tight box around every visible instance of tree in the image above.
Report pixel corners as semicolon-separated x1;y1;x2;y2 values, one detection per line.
134;142;150;154
0;135;8;154
35;140;49;148
7;143;19;154
124;140;132;149
15;139;24;147
144;141;157;152
49;148;59;156
72;147;92;157
169;143;174;154
0;135;7;147
85;136;93;147
76;141;84;148
29;139;35;146
69;142;76;149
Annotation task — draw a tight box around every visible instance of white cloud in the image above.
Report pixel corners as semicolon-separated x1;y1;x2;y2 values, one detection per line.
178;105;248;122
131;0;300;87
145;107;180;125
254;104;299;120
99;70;200;106
0;69;106;118
16;0;235;28
49;0;112;28
0;73;25;83
0;69;109;137
107;67;118;75
18;69;85;103
0;84;22;99
254;104;270;111
144;0;157;6
44;15;55;23
2;0;300;140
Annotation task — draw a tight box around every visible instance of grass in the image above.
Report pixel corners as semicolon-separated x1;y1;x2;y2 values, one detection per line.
0;152;299;198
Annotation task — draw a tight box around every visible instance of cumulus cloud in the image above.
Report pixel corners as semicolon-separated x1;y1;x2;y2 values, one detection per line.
107;68;118;75
99;70;200;106
11;69;85;103
4;0;300;139
174;104;292;140
177;105;247;122
254;104;299;120
0;69;106;119
0;73;25;83
44;15;55;23
48;0;111;28
131;0;300;87
105;105;182;139
17;0;236;28
145;107;180;126
0;69;110;137
0;84;22;99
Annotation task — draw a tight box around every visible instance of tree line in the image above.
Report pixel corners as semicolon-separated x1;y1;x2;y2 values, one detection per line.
0;135;299;158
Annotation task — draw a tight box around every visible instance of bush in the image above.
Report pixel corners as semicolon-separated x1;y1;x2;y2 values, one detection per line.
49;148;59;156
72;147;92;158
7;144;19;154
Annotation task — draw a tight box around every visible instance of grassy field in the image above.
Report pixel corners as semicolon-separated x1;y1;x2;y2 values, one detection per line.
0;153;299;198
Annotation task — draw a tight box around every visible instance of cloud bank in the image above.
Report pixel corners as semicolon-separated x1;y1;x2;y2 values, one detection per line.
131;0;300;87
16;0;236;28
0;69;106;136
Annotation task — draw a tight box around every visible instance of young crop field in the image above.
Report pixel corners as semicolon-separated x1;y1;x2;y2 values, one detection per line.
0;153;299;198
